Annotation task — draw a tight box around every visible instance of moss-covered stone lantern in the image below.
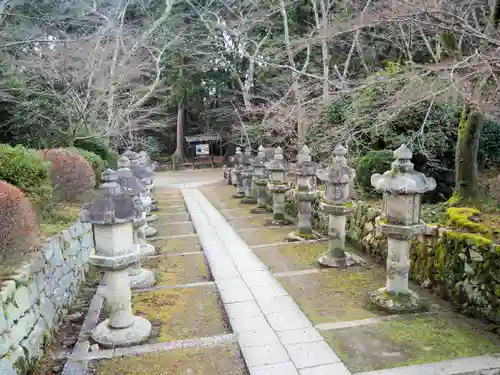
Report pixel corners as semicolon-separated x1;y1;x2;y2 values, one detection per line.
267;147;291;225
80;169;151;347
117;156;156;289
368;144;436;313
241;147;257;204
250;145;271;214
232;147;245;198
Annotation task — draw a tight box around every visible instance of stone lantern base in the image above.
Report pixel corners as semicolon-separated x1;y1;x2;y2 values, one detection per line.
146;214;158;223
93;316;152;348
130;268;156;289
265;214;293;227
366;287;428;314
317;250;364;268
144;225;157;237
232;191;245;199
250;206;272;214
140;243;156;256
241;196;257;204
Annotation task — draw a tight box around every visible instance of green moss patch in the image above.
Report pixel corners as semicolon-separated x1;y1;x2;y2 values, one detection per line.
151;235;201;254
239;227;293;246
96;343;247;375
280;265;388;324
156;222;195;237
254;242;328;272
321;312;500;373
143;254;210;286
446;207;491;236
132;285;229;343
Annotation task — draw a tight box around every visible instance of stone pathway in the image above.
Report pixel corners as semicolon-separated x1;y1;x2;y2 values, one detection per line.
54;170;500;375
183;188;347;375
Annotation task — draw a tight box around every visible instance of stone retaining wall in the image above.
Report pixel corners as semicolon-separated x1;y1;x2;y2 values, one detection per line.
0;221;93;375
285;191;500;329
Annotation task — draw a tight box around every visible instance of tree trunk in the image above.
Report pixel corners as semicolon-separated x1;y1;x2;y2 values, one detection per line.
454;106;482;201
173;104;185;161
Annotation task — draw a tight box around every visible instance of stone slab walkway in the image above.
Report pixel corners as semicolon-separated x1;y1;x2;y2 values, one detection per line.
182;188;349;375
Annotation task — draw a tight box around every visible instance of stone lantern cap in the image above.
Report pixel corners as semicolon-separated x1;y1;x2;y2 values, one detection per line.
138;151;153;168
268;147;286;172
132;163;154;182
316;144;355;184
123;150;138;161
80;169;141;225
371;144;436;194
233;147;244;170
117;156;146;197
253;146;267;168
241;147;254;166
296;145;316;176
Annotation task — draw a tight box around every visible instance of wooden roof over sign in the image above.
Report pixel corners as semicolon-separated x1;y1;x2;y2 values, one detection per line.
185;134;221;142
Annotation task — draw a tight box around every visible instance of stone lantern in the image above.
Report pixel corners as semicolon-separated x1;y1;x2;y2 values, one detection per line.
232;147;245;198
80;169;151;347
250;146;271;214
368;144;436;313
267;147;291;225
117;157;156;289
138;151;158;210
241;147;257;204
136;153;158;217
230;155;237;187
317;145;362;268
288;145;318;240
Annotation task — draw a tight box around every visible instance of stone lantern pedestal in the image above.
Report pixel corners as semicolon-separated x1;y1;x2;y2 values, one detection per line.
241;147;257;204
81;170;151;348
267;147;292;226
251;146;272;214
367;144;436;313
287;145;319;241
317;145;363;268
232;147;245;198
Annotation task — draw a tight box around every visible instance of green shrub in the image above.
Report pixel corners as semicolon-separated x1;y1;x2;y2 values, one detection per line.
73;138;119;167
68;147;105;183
355;150;394;192
0;144;53;209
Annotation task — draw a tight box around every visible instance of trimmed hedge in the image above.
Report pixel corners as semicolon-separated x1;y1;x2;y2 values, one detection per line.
0;181;39;276
40;148;96;203
355;150;393;192
0;144;53;210
68;147;105;184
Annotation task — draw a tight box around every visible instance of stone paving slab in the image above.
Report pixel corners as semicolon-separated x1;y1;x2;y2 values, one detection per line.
142;253;210;286
154;212;191;224
239;227;295;247
182;188;348;375
92;341;248;375
131;284;229;343
149;221;195;236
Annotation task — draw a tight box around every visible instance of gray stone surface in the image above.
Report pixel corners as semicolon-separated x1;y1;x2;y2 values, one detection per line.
0;219;94;374
92;316;152;348
250;362;299;375
284;341;340;369
300;363;351;375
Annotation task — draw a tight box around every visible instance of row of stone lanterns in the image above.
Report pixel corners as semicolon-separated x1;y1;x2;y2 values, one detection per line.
81;150;161;347
225;143;436;314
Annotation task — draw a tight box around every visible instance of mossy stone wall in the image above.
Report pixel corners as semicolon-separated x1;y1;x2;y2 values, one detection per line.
284;194;500;329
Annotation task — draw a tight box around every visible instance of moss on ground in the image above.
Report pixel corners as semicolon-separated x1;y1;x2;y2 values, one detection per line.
229;216;272;230
155;222;195;236
143;254;210;286
155;213;191;225
280;266;388;324
254;242;328;272
132;286;228;343
239;227;295;246
97;343;246;375
151;235;201;254
322;312;500;373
